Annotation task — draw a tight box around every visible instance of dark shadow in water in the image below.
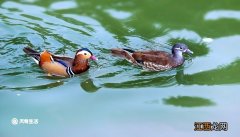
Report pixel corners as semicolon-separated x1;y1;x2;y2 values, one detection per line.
96;70;123;78
80;79;101;93
2;72;25;76
102;65;184;88
37;75;67;80
163;96;215;107
1;81;64;91
103;74;176;88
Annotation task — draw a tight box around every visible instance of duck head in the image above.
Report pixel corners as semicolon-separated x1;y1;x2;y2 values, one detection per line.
75;48;97;61
172;43;193;56
71;48;97;74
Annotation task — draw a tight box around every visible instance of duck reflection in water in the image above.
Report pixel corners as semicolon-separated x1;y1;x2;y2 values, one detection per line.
80;78;101;93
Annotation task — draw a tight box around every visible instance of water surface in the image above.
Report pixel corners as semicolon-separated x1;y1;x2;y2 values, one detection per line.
0;0;240;137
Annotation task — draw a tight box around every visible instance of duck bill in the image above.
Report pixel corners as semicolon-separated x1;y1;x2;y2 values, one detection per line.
186;49;193;54
90;55;98;61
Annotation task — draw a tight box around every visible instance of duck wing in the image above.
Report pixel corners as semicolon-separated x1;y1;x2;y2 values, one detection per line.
111;48;173;70
52;55;74;67
135;50;170;56
111;48;172;66
132;51;171;65
23;47;74;67
132;51;173;71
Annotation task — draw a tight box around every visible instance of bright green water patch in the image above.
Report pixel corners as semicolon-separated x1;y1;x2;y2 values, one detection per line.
163;96;215;107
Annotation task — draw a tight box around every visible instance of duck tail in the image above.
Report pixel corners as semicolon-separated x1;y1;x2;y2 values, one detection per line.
111;48;136;63
23;47;40;64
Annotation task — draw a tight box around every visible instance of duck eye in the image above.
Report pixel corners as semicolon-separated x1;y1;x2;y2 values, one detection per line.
84;53;87;55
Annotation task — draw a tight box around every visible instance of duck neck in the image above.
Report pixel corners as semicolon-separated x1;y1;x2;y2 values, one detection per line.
71;59;89;74
172;50;184;66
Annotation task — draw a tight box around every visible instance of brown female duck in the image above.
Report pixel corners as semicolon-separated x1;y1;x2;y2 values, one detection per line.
23;47;97;77
111;43;193;71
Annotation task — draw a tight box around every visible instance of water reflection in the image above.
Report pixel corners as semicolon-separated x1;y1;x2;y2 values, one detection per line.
185;35;240;74
0;81;64;91
176;59;240;85
80;79;101;93
153;29;202;44
101;57;240;88
20;0;38;3
49;1;77;10
102;68;182;88
205;10;240;21
105;9;132;20
2;1;46;13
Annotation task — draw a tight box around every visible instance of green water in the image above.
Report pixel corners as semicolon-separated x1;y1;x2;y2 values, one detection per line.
0;0;240;137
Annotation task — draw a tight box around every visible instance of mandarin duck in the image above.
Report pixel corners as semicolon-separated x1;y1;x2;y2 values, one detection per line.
23;47;97;77
111;43;193;71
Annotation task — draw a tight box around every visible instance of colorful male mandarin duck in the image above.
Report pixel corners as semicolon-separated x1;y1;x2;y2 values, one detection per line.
23;47;97;77
111;43;193;71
